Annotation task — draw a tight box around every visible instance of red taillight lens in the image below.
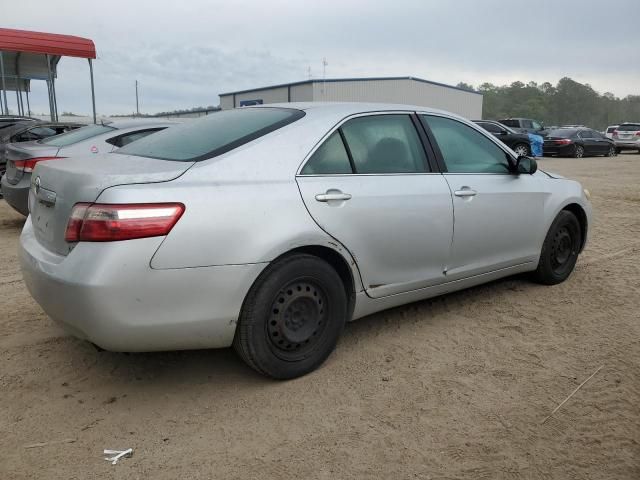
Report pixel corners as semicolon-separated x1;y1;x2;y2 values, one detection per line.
612;131;619;138
14;156;65;173
65;203;185;242
554;139;572;145
635;132;640;137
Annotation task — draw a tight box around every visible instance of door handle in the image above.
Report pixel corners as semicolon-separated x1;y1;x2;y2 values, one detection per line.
315;192;352;202
454;188;477;197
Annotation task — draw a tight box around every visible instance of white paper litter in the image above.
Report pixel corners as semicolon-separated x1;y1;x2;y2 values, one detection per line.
104;448;133;465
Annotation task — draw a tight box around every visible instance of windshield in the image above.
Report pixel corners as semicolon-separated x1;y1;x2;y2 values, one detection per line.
116;108;305;161
617;124;640;132
41;124;115;147
547;129;577;138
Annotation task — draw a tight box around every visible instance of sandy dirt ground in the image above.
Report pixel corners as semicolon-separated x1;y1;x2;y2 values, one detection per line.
1;154;639;479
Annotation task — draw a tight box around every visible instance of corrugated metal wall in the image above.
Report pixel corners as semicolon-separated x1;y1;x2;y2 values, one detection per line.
290;83;313;102
311;79;482;119
219;79;483;118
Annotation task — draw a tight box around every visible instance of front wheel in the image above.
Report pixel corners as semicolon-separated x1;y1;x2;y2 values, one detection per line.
233;254;348;379
606;145;616;157
532;211;582;285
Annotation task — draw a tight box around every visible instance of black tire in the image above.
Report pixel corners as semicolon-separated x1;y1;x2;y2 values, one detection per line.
605;145;616;157
573;145;585;158
233;254;348;379
532;211;582;285
615;147;622;154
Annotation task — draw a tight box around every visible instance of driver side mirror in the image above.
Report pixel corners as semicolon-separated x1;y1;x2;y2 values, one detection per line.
515;156;537;175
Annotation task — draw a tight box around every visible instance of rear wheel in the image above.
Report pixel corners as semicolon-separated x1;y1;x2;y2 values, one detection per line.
532;211;582;285
573;145;584;158
233;254;348;379
513;143;530;157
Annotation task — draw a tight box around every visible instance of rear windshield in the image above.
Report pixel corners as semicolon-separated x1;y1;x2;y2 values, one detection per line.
41;124;115;147
499;119;519;127
617;124;640;132
116;108;305;162
606;126;618;133
547;129;577;138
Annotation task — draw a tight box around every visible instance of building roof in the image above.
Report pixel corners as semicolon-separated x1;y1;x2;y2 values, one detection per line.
0;28;96;59
219;76;482;97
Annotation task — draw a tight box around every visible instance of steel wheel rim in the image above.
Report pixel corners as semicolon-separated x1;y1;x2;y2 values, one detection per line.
266;278;328;360
550;225;578;275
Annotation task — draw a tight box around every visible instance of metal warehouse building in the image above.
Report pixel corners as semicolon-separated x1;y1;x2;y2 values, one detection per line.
219;76;483;119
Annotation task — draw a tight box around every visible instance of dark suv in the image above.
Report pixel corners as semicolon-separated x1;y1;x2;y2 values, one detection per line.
474;120;532;156
499;118;547;136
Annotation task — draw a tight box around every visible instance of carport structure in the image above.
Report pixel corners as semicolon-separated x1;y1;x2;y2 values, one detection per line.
0;28;97;123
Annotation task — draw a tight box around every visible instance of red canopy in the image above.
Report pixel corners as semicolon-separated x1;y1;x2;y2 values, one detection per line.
0;28;96;59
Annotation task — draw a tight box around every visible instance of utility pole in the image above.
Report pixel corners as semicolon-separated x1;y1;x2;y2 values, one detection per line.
322;57;328;100
135;80;140;116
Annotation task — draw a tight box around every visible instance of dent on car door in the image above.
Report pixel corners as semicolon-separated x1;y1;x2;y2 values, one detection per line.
420;115;545;280
296;113;454;298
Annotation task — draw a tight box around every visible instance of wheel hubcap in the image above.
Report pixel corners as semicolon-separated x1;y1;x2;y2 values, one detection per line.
576;146;583;158
515;146;527;156
267;280;326;352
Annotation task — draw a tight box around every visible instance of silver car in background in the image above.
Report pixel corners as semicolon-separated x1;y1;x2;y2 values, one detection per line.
19;103;592;379
612;122;640;153
1;119;180;215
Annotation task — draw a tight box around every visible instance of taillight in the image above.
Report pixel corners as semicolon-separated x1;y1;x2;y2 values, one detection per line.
14;156;65;173
612;131;619;138
635;132;640;137
554;139;572;145
65;203;185;242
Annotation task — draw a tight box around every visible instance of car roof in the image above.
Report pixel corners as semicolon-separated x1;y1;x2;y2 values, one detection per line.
248;101;466;122
100;119;184;130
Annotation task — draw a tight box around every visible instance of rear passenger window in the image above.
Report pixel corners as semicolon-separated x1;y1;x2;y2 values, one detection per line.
301;132;352;175
107;128;163;148
341;115;427;174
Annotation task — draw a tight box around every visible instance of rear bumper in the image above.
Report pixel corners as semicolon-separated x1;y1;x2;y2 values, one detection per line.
543;144;575;156
1;174;30;216
19;217;267;351
614;139;640;150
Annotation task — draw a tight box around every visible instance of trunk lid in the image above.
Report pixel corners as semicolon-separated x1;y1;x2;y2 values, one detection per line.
4;141;61;184
28;153;193;255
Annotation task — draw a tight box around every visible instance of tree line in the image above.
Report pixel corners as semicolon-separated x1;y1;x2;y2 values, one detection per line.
457;77;640;130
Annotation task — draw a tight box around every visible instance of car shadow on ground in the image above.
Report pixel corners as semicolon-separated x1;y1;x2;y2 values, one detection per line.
68;274;533;387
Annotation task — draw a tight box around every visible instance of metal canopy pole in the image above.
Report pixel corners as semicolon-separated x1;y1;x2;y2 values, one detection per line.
45;54;55;121
0;51;8;115
26;89;30;116
15;53;24;116
88;58;96;124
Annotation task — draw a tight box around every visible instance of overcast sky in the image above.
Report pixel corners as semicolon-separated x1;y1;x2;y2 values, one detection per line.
3;0;639;115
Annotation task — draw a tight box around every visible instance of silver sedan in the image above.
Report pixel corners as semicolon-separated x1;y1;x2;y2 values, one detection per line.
19;103;592;379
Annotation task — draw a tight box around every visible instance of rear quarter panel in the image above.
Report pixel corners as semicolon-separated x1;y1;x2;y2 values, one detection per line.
95;117;365;291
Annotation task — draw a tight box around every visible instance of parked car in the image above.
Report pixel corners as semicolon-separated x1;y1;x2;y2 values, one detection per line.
1;120;179;215
498;117;547;136
543;127;616;158
612;123;640;153
0;122;83;198
19;103;592;379
605;125;618;139
473;120;532;156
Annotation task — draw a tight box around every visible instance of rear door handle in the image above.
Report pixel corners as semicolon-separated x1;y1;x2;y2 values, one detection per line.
315;192;352;202
454;188;477;197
